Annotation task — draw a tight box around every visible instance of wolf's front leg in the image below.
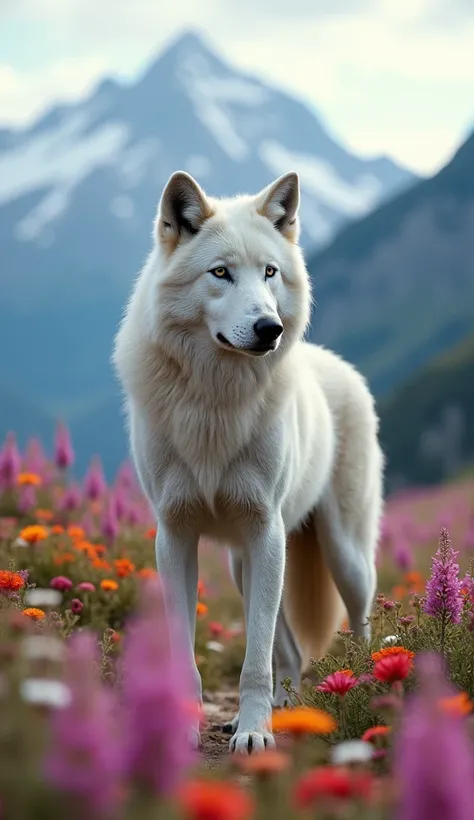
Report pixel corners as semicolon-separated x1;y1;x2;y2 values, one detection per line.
230;517;286;754
155;524;202;748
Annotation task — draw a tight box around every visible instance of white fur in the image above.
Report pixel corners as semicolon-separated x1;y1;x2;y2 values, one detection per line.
112;170;384;755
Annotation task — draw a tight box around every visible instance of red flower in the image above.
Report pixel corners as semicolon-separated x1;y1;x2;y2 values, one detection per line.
295;767;374;807
316;671;359;696
209;621;224;638
362;726;391;744
373;653;412;683
180;780;254;820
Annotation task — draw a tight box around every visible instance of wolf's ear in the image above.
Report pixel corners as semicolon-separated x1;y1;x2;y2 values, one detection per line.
256;172;300;242
157;171;213;253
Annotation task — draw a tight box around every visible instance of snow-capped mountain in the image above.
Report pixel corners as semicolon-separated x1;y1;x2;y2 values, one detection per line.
0;29;416;443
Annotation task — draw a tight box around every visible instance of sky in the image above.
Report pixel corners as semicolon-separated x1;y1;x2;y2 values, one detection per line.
0;0;473;174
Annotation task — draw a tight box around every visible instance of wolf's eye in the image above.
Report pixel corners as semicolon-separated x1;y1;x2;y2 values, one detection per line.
209;266;232;281
265;265;277;278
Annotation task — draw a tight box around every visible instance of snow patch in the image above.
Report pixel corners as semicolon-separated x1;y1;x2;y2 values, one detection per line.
0;112;129;242
118;138;161;188
260;141;382;217
178;52;269;161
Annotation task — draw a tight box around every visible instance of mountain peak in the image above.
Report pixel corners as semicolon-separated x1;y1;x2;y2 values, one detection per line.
141;28;221;80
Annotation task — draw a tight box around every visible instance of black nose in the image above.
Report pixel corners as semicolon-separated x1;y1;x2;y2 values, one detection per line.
253;317;284;344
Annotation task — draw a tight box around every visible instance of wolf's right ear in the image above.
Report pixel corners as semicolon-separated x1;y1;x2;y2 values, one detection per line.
256;172;300;243
156;171;213;254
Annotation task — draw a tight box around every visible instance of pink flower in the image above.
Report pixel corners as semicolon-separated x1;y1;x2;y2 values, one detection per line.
50;576;73;592
316;672;360;696
71;598;84;615
83;457;106;501
0;432;21;490
54;422;74;470
77;582;96;593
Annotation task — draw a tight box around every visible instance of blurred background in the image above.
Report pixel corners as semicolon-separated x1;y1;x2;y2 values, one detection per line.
0;0;473;494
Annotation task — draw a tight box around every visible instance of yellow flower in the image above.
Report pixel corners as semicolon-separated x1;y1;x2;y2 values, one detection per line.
271;706;337;735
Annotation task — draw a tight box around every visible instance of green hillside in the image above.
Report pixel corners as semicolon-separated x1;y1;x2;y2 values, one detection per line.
379;334;474;490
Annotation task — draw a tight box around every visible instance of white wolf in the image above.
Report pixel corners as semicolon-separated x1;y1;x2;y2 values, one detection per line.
112;170;384;754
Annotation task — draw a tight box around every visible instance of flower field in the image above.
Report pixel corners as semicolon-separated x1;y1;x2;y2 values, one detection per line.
1;425;474;820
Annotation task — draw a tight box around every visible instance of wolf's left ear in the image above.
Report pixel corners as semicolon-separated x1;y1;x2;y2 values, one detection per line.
156;171;214;253
256;172;300;242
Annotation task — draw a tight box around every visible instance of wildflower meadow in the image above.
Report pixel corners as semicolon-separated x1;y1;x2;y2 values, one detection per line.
1;426;474;820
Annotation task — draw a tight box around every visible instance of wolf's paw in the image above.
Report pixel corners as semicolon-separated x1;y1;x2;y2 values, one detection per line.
222;712;239;735
229;730;276;755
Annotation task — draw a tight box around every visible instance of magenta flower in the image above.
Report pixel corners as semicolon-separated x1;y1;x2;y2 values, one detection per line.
424;529;463;650
115;461;136;492
316;672;359;696
44;631;122;818
120;577;195;796
0;432;21;490
101;500;119;542
70;598;84;615
24;437;49;481
393;652;474;820
18;483;37;513
83;457;106;501
59;484;82;512
54;422;74;470
50;576;73;592
77;582;96;593
112;486;127;521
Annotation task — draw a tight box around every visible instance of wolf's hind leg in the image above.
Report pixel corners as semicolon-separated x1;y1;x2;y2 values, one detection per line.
317;491;377;640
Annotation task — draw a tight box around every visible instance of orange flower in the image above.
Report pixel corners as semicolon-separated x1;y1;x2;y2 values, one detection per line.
371;646;415;663
22;607;45;621
67;525;85;541
145;527;157;539
114;558;136;577
196;601;208;617
439;692;473;717
92;559;112;571
197;579;206;598
235;749;290;776
404;571;424;592
339;669;354;677
361;725;391;744
94;544;107;555
17;472;42;487
54;553;76;566
391;585;408;600
272;706;337;735
138;567;158;579
100;579;119;592
0;570;25;592
51;525;65;534
35;508;54;522
19;525;49;543
180;780;254;820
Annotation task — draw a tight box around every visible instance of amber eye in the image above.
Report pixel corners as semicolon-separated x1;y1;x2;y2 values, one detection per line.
210;266;231;279
265;265;277;278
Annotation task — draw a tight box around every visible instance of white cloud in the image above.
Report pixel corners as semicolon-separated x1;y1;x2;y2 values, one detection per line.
0;1;472;173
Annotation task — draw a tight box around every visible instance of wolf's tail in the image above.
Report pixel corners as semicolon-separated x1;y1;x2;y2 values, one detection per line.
283;518;346;671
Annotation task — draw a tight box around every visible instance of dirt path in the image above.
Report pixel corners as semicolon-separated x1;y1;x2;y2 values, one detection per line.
200;689;240;768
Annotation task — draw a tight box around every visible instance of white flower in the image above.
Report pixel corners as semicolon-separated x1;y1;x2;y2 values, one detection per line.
206;641;224;653
25;589;62;607
382;635;399;646
20;678;71;708
331;740;373;765
12;537;28;547
21;636;64;661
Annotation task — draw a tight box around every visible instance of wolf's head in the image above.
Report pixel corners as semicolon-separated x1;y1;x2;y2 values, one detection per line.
152;170;311;360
